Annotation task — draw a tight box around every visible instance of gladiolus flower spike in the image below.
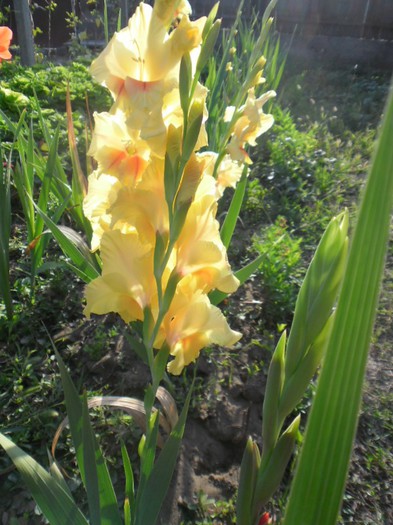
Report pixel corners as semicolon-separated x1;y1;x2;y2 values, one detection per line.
84;0;275;378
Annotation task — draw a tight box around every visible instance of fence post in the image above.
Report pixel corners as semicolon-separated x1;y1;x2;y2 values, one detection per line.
13;0;35;66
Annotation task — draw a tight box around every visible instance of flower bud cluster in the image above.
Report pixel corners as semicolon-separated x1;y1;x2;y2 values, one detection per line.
83;0;274;374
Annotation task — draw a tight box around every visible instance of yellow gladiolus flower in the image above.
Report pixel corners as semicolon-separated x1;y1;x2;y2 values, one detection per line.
84;230;157;322
226;88;276;164
90;3;206;155
197;152;244;197
90;2;204;92
89;111;150;184
159;279;241;375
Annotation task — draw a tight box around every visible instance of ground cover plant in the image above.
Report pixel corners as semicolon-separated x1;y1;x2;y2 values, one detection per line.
0;2;392;524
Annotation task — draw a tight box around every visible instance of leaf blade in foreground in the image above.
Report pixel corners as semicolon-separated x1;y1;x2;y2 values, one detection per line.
283;83;393;525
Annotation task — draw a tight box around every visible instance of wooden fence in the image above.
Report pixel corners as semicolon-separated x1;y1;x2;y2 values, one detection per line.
194;0;393;40
2;0;393;49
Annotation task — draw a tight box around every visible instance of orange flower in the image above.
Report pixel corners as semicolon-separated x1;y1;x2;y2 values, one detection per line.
0;26;12;62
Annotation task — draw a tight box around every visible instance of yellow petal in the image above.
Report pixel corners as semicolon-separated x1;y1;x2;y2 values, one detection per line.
162;285;242;375
176;191;239;293
85;230;157;322
83;171;122;250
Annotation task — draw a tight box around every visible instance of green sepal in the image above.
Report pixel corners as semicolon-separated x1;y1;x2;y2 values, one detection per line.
161;270;181;317
261;331;286;461
31;199;101;283
164;151;177;214
278;314;334;422
135;410;160;505
253;416;300;513
285;211;348;377
202;1;219;39
236;437;261;525
179;52;192;116
153;343;171;389
170;199;191;244
125;327;149;365
143;306;155;349
182;107;203;161
197;19;222;75
154;231;169;276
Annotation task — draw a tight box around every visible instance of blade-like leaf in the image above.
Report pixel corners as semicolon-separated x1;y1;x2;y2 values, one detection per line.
0;152;13;319
66;84;88;198
30;126;61;281
121;441;135;525
0;433;89;525
220;165;248;249
135;384;194;525
54;348;123;525
209;251;266;306
81;393;101;525
283;83;393;525
31;201;100;282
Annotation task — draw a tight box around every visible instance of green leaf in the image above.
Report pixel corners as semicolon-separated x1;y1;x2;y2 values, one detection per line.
54;348;123;525
283;83;393;525
0;433;89;525
81;393;101;525
135;384;194;525
220;165;248;249
30;126;61;281
32;202;100;283
121;441;135;525
209;251;266;306
0;151;13;320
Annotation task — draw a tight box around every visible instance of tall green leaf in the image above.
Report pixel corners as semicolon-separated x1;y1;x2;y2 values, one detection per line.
0;153;13;319
81;393;101;525
55;348;123;525
135;384;194;525
283;83;393;525
220;166;248;249
0;433;89;525
32;201;100;282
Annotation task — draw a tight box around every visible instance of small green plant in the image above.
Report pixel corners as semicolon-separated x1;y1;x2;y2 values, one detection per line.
252;217;303;324
181;491;236;524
